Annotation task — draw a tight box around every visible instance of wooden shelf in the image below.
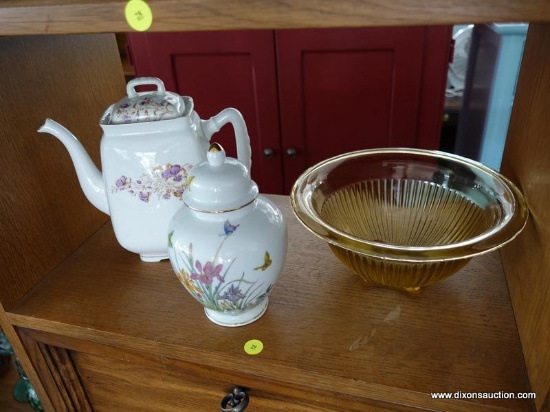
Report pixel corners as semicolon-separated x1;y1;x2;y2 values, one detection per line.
0;0;549;36
7;196;533;411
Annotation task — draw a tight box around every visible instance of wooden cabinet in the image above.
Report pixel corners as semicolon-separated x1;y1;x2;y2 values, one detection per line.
1;2;550;412
9;197;534;411
127;27;452;193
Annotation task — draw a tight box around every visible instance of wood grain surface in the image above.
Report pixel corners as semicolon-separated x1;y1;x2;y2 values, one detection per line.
18;331;93;412
0;33;126;412
8;196;534;411
0;0;550;35
0;34;124;310
500;23;550;411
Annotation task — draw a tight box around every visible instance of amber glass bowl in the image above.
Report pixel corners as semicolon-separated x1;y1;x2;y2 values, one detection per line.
290;148;528;291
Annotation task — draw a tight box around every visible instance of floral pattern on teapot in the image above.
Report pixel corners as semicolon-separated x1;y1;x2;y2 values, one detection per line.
168;220;273;313
113;96;180;124
112;163;192;203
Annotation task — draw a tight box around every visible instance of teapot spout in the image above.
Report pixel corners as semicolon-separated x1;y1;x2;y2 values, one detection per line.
38;119;109;215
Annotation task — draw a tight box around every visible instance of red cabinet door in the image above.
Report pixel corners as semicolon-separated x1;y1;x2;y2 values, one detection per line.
127;30;284;194
128;27;451;194
276;27;451;192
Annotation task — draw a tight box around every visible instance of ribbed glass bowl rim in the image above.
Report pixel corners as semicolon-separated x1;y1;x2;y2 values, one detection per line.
290;148;529;263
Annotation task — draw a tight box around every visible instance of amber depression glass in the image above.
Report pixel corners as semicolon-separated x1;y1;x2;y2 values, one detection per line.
290;148;528;291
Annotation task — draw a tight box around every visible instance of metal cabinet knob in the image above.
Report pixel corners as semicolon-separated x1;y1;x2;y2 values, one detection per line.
263;148;275;158
286;148;298;157
221;387;249;412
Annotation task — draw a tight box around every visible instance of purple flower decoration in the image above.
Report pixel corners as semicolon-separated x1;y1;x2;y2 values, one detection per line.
111;162;189;202
162;164;182;180
139;191;150;203
115;176;128;189
191;261;224;285
219;285;246;302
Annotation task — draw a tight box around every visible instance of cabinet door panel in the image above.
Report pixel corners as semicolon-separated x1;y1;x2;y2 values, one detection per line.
276;27;448;192
128;28;451;195
127;31;283;194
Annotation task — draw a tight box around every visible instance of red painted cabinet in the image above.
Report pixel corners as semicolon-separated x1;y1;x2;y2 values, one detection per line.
127;27;451;194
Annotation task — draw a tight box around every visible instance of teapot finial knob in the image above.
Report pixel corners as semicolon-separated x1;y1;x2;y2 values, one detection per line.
209;142;223;153
207;143;226;167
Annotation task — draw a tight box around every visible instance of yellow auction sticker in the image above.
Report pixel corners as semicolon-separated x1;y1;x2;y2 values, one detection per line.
125;0;153;32
244;339;264;355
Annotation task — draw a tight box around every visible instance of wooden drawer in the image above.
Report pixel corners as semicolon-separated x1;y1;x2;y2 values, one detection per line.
74;348;331;411
20;330;400;411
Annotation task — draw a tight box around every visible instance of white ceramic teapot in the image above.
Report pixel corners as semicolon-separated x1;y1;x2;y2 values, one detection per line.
168;143;287;327
38;77;251;262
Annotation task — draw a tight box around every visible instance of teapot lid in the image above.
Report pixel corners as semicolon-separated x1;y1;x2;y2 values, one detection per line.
103;77;186;125
183;143;258;213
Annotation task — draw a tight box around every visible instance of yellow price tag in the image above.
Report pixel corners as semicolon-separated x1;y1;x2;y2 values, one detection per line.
244;339;264;355
125;0;153;32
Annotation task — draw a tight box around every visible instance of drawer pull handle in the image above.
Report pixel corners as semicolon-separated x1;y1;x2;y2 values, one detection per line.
221;386;249;411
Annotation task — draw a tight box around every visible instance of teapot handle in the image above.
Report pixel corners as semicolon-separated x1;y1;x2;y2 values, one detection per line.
202;108;252;173
126;77;166;98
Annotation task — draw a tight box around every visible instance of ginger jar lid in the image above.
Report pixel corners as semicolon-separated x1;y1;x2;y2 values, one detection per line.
183;143;259;213
102;77;187;125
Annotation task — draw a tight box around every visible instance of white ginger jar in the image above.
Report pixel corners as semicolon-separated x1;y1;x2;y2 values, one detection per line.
168;143;287;327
